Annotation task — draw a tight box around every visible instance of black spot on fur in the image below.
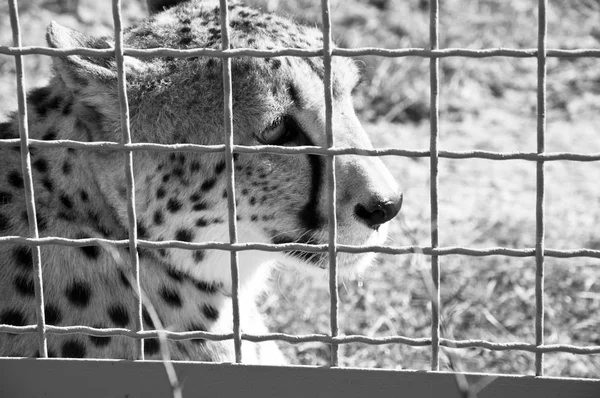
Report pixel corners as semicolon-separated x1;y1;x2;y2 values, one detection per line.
89;327;112;347
58;211;77;222
107;304;130;327
7;170;23;188
35;350;57;358
193;250;205;263
190;192;201;202
87;211;110;237
153;210;164;225
202;304;219;321
250;215;258;222
28;87;51;117
80;190;89;202
214;161;226;174
14;274;35;297
0;308;27;326
166;267;186;282
62;98;73;115
62;161;72;175
142;307;154;328
45;96;61;112
0;190;13;204
0;213;10;232
33;158;49;173
195;217;209;227
167;198;183;213
42;129;57;140
194;280;219;294
249;197;256;206
42;178;54;192
75;234;100;260
144;338;160;355
200;178;216;192
20;210;27;224
13;246;33;271
80;244;100;259
60;194;73;209
175;228;193;242
137;221;149;239
160;286;182;307
65;280;92;308
156;186;166;199
118;269;131;289
61;340;86;358
172;167;184;179
271;58;282;69
44;303;62;325
188;322;206;344
190;161;201;173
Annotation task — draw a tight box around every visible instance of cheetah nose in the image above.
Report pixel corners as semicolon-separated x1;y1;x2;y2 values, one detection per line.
354;193;403;230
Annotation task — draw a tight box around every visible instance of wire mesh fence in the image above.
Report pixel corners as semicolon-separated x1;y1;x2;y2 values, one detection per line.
1;0;600;385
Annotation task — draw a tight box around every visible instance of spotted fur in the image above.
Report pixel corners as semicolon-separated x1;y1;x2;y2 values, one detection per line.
0;0;401;363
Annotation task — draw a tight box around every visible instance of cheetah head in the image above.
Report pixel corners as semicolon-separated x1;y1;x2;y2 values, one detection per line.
46;0;402;286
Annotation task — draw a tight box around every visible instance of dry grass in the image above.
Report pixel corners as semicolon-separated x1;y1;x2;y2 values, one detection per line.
1;0;599;378
266;113;600;377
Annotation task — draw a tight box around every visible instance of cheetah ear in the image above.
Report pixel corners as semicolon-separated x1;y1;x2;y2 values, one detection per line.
46;21;117;88
147;0;187;14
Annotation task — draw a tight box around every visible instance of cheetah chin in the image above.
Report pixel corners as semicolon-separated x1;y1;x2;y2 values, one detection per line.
0;0;401;364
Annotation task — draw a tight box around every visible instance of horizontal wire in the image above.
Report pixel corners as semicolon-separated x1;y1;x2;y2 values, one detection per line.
2;325;599;355
1;46;599;58
2;139;600;161
2;236;600;259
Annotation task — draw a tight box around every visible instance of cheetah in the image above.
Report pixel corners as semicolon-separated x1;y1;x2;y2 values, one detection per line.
0;0;402;363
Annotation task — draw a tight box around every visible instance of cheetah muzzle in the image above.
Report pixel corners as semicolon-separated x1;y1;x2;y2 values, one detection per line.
0;0;402;363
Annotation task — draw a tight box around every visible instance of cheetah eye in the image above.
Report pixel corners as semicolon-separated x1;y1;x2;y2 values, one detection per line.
257;117;297;145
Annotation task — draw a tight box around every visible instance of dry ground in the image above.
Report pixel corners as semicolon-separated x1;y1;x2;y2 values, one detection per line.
1;0;599;378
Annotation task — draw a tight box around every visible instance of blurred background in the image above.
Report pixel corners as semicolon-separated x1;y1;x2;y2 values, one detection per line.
1;0;599;377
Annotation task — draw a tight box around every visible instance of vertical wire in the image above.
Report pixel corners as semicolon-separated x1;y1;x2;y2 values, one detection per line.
320;0;339;367
429;0;441;371
112;0;144;360
535;0;547;376
219;0;242;363
8;0;47;358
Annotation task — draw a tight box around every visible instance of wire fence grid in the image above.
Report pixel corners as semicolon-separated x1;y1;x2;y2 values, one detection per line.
1;0;600;379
